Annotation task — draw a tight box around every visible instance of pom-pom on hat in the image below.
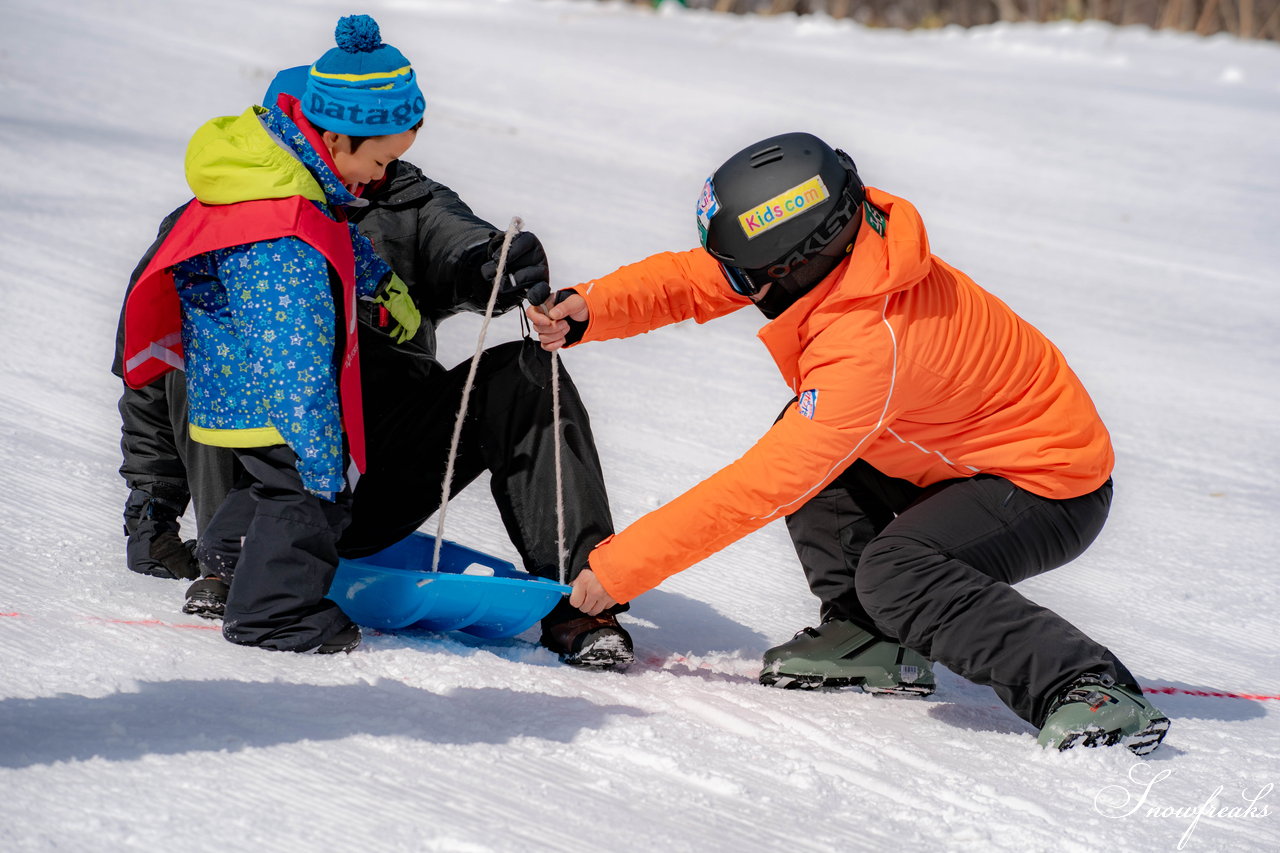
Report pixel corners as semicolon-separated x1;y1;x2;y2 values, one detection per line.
302;15;425;136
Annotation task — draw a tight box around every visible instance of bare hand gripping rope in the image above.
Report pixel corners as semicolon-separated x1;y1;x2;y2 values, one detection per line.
432;217;568;585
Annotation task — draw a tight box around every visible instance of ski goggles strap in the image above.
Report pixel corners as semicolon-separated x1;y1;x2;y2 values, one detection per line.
719;262;768;297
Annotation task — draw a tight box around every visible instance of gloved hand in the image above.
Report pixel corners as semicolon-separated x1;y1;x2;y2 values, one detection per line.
374;273;421;344
122;489;201;580
480;230;551;306
525;290;589;352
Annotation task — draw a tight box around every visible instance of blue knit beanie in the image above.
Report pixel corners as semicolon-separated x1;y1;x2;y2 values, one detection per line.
302;15;425;136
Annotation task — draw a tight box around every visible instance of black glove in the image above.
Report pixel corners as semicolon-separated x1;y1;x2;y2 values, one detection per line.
480;230;551;306
554;288;589;347
122;489;201;580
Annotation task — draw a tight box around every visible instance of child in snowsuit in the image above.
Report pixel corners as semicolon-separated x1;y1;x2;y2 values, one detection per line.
529;133;1170;752
115;59;630;665
122;16;425;653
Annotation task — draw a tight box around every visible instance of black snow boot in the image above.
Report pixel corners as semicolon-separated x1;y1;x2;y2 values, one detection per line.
313;622;362;655
183;577;229;620
540;598;634;670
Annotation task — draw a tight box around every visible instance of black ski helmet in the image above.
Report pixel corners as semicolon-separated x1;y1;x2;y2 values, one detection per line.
697;132;865;303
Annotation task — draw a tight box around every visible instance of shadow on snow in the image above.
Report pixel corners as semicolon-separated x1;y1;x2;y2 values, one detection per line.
0;678;647;769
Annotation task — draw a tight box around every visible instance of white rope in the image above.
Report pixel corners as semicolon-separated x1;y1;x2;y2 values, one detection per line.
550;348;566;585
431;217;570;582
432;217;522;572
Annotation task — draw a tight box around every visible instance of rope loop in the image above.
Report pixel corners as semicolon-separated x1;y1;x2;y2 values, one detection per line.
432;217;568;585
432;217;523;572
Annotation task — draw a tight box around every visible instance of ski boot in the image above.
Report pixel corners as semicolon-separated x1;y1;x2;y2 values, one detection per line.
759;619;935;695
182;577;229;620
1037;675;1170;756
313;622;362;655
540;599;634;671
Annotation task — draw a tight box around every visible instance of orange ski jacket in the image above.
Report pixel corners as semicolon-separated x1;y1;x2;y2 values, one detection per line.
575;188;1114;604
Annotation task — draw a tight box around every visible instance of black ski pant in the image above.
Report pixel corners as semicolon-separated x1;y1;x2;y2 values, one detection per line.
785;458;1136;726
117;372;239;534
122;337;613;588
341;338;614;584
197;444;353;652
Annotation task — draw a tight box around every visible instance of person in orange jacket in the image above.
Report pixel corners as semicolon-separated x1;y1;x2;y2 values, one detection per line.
527;132;1169;754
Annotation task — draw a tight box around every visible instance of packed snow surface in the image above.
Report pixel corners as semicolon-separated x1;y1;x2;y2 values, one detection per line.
1;1;1277;850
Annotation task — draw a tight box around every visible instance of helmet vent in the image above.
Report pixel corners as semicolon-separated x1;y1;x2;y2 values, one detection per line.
749;145;784;168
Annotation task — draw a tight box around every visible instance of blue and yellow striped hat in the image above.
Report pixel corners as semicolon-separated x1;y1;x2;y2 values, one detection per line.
302;15;425;136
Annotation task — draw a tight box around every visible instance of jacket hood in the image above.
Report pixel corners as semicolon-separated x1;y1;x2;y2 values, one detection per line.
828;187;932;304
756;187;935;388
184;107;326;206
760;188;933;327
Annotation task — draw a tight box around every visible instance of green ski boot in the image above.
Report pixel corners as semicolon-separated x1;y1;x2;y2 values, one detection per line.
759;619;935;696
1037;676;1170;756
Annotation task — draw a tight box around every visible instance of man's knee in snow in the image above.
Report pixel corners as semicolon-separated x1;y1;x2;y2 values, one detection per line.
854;534;940;631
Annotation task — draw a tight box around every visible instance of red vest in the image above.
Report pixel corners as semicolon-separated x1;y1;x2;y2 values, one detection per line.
122;195;366;473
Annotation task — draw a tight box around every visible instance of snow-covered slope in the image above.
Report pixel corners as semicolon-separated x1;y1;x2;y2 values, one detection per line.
1;1;1277;850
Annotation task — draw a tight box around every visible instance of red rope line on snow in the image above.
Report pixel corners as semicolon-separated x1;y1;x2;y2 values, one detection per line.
0;611;217;631
86;617;219;631
1143;685;1280;702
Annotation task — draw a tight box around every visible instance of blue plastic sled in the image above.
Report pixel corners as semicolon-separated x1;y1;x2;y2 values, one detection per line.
328;531;570;639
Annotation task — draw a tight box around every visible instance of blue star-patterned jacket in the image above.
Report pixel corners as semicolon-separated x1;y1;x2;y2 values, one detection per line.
174;102;391;496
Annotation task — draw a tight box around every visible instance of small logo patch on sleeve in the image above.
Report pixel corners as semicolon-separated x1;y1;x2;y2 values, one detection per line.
798;389;819;419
